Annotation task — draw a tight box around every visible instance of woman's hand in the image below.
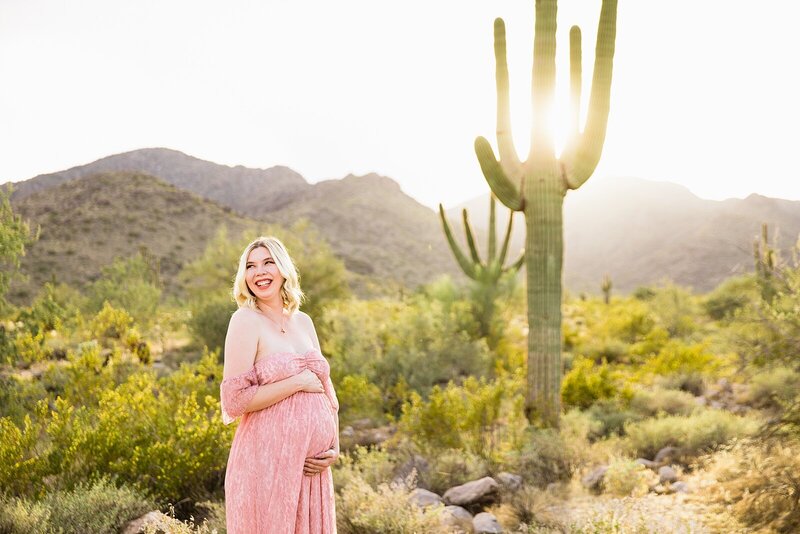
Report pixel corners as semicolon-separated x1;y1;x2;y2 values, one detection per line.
293;369;324;394
303;449;339;476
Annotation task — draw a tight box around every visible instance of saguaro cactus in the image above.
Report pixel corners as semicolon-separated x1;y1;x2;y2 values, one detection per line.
754;222;780;303
475;0;618;426
439;195;524;339
601;274;612;305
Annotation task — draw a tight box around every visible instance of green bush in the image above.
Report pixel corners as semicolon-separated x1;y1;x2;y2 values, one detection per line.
337;374;385;425
89;302;133;342
603;458;654;497
86;252;161;327
336;475;446;534
322;297;492;396
0;477;153;534
419;448;490;495
333;446;397;494
703;275;757;321
561;357;618;409
628;387;698;418
623;409;759;460
501;428;578;487
187;295;235;354
742;366;800;410
398;372;526;460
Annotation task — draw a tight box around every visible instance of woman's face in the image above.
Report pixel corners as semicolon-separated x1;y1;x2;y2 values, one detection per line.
245;246;285;304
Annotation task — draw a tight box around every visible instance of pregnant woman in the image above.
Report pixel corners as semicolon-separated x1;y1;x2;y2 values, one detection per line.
220;236;339;534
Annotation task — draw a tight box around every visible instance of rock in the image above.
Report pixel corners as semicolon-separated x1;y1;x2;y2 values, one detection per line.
440;505;474;532
473;512;503;533
670;481;689;493
635;458;658;470
658;466;678;484
710;400;724;410
496;472;523;491
717;378;731;392
341;426;355;438
651;484;668;494
443;477;501;506
581;466;608;493
409;488;443;508
121;511;163;534
654;446;680;464
694;396;707;406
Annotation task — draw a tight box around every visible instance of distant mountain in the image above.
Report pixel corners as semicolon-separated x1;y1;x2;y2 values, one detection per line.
451;177;800;293
12;147;310;215
9;172;255;302
13;148;798;297
9;149;461;298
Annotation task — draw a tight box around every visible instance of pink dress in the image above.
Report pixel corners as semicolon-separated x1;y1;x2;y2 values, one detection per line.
220;349;339;534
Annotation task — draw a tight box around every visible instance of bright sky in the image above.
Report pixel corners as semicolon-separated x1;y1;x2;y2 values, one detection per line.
1;0;798;209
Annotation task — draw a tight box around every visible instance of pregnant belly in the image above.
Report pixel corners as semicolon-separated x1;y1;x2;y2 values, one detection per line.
243;391;336;456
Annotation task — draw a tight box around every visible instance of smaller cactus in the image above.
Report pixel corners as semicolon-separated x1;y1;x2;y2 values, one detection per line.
601;274;612;305
439;194;524;339
754;223;781;303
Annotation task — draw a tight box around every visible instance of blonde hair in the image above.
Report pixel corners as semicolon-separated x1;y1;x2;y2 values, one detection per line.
232;236;304;314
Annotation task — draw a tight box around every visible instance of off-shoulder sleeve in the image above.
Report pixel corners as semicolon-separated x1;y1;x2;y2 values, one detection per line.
323;376;339;415
220;367;259;425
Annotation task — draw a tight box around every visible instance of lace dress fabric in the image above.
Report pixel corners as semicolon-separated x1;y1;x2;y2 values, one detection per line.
220;349;339;534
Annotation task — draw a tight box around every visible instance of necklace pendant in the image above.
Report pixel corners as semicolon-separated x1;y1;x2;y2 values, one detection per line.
280;327;286;334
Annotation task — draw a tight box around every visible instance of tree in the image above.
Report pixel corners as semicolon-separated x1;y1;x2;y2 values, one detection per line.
475;0;619;426
0;185;37;313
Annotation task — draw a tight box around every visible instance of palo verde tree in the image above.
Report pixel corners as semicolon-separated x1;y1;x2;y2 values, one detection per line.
438;194;524;341
475;0;618;426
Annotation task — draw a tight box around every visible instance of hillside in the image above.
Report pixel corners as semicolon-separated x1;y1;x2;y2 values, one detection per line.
452;177;800;293
8;172;255;302
266;173;458;286
11;147;310;215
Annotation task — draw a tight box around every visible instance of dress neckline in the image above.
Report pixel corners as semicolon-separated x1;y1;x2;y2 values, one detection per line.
253;348;320;367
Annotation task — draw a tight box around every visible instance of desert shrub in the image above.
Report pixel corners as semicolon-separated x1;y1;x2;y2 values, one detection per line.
418;448;490;495
623;409;759;460
322;297;491;397
333;446;397;494
16;282;83;335
141;505;219;534
89;301;133;342
561;357;618;409
336;374;385;425
0;477;153;534
0;374;47;424
398;372;526;460
0;185;36;312
11;328;47;368
703;275;757;321
702;438;800;533
4;351;229;503
602;458;654;497
501;428;578;487
86;252;161;327
583;401;639;439
187;295;235;354
628;387;697;418
336;475;446;534
741;366;800;410
648;284;701;337
0;409;48;497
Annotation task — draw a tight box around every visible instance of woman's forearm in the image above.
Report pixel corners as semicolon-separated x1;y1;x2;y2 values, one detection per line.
244;375;301;414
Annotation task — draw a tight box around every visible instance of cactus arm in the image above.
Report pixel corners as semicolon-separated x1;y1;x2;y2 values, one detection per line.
562;25;582;162
528;0;558;162
493;18;523;178
488;195;497;260
475;137;524;211
510;251;525;272
565;0;618;189
439;204;478;279
498;206;515;267
462;209;483;264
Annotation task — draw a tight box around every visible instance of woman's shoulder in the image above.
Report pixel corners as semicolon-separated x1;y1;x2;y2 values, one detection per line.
293;310;314;326
229;306;261;327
